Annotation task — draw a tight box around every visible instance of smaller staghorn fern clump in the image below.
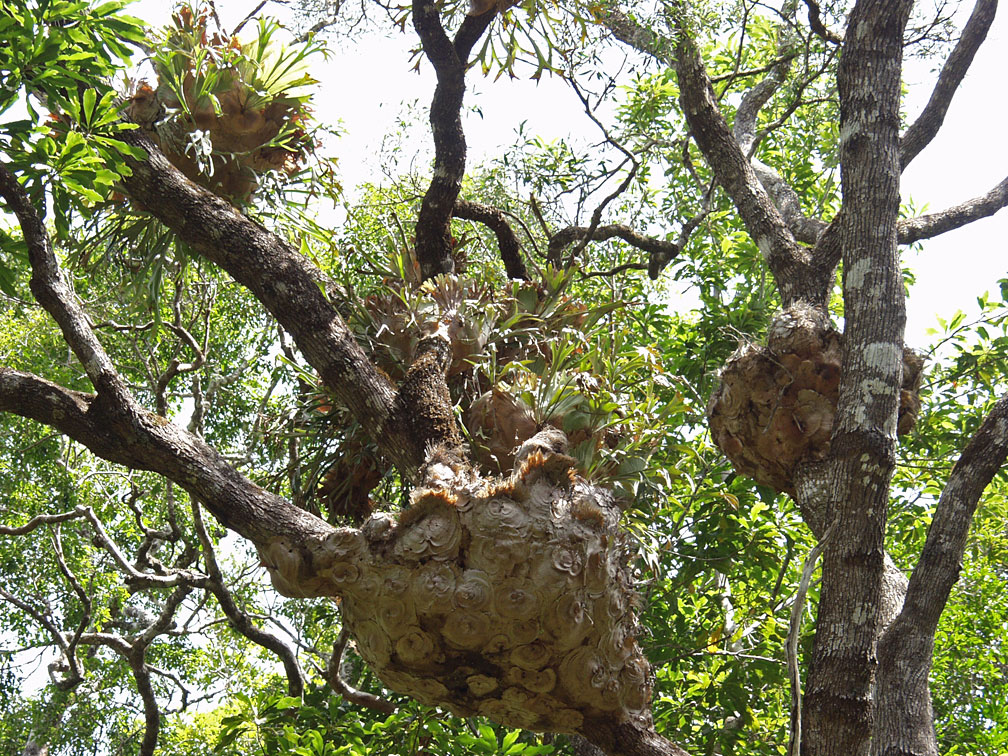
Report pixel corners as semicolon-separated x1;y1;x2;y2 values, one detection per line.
126;5;318;203
310;268;659;522
707;304;924;494
257;429;651;732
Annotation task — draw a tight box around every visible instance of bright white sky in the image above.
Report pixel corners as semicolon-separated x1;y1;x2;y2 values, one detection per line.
131;0;1008;348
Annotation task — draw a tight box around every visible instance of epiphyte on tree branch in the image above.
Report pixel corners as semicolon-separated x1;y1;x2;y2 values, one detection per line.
707;304;924;493
514;425;570;466
258;428;652;732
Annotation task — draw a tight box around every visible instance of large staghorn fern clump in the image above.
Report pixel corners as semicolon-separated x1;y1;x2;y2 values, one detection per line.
306;256;668;525
259;429;652;732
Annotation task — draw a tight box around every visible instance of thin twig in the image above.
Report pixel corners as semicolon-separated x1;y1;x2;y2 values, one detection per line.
787;518;837;756
562;76;641;267
327;626;396;713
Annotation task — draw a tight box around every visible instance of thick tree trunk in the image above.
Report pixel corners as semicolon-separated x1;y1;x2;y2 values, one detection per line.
800;2;913;754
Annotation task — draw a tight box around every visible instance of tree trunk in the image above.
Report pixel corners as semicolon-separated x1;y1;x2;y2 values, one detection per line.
800;1;913;754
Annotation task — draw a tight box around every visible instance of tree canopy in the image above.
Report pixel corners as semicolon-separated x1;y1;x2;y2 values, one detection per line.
0;1;1006;755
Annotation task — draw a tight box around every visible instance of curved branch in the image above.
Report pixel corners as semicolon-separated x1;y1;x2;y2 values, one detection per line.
50;526;90;689
738;98;824;245
802;0;843;44
412;0;493;279
602;8;843;300
327;626;396;713
897;174;1008;244
191;498;306;697
0;367;333;552
547;223;682;276
0;584;73;668
604;6;842;267
561;76;641;267
131;660;160;756
0;163;133;408
733;30;837;247
0;507;91;535
900;0;998;169
600;7;674;67
452;199;529;279
875;394;1008;753
733;33;795;156
671;16;821;305
153;286;207;415
117;129;435;474
786;518;837;756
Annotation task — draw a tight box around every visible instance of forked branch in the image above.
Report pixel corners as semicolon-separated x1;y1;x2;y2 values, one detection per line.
412;0;493;279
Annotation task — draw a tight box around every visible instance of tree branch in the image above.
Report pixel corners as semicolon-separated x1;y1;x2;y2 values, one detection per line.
560;75;641;267
327;626;396;713
50;525;90;689
547;223;682;277
579;716;690;756
874;395;1008;754
0;507;92;536
600;6;674;67
0;584;73;679
412;0;493;279
815;171;1008;267
117;128;439;474
670;9;820;306
0;162;134;408
900;0;998;169
897;174;1008;243
733;29;837;247
802;0;843;44
191;498;306;697
0;367;333;555
602;7;841;287
452;199;529;279
786;518;836;756
132;585;191;756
